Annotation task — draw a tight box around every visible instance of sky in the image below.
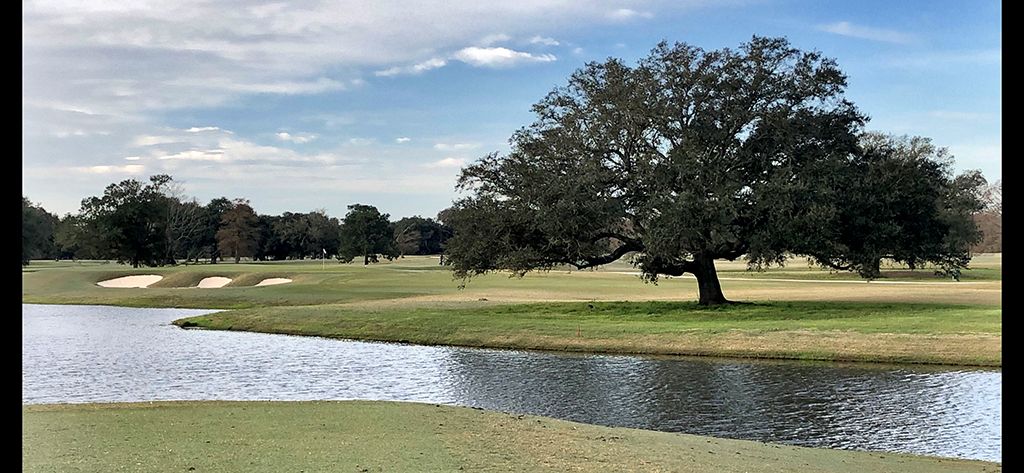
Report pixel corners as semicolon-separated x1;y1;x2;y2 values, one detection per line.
22;0;1001;219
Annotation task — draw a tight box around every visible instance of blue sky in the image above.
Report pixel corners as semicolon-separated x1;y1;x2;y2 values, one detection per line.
23;0;1001;219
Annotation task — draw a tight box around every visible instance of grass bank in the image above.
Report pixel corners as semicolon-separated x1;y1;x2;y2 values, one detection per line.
23;255;1001;365
22;401;1000;473
174;300;1001;366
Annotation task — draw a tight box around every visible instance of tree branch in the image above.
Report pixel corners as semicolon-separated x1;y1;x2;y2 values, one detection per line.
570;241;642;269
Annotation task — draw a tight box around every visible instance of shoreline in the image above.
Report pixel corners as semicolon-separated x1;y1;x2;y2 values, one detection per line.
22;256;1001;368
174;321;1003;368
20;299;1001;367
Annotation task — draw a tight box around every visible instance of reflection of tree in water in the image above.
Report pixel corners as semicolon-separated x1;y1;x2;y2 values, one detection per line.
439;349;999;460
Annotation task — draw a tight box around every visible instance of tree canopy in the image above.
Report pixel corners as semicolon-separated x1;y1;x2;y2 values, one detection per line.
392;216;452;255
442;36;984;304
22;197;59;265
216;199;260;263
76;175;175;268
338;204;398;265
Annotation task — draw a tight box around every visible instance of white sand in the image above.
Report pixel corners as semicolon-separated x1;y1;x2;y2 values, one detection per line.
196;277;232;288
255;278;292;287
96;275;163;288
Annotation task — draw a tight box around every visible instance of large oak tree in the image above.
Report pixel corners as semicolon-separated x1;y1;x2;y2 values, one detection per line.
443;37;983;305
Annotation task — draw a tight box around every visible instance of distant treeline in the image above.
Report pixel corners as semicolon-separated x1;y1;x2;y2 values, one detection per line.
22;175;451;267
21;174;1000;266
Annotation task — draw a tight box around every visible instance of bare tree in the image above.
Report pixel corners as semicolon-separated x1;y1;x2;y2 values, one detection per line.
156;179;206;265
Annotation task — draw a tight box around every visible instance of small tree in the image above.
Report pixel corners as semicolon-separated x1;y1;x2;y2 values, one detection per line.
338;204;398;265
216;199;259;263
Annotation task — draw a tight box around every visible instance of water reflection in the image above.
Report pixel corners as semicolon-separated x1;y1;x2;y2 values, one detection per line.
22;304;1000;462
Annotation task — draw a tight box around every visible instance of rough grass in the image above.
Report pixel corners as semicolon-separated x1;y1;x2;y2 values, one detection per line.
22;401;1001;473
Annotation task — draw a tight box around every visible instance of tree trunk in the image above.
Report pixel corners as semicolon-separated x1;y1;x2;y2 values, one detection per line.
692;254;728;305
363;254;369;265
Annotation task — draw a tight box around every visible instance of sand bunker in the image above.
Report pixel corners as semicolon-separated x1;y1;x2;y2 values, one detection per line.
255;278;292;287
96;275;163;288
197;277;232;288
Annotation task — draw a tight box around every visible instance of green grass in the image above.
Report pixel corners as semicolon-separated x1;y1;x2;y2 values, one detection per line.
175;300;1001;366
22;401;1001;473
23;254;1002;365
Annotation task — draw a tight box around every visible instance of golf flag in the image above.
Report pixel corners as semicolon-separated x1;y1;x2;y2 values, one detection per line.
322;248;327;255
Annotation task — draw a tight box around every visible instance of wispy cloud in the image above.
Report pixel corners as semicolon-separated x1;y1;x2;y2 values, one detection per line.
170;77;348;95
425;157;466;168
433;142;480;151
186;126;221;133
453;47;555;68
276;131;317;144
529;36;559;46
133;135;181;146
158;149;228;161
606;8;654;21
375;58;448;77
395;137;411;143
478;33;511;46
378;45;556;75
74;164;146;174
818;21;915;44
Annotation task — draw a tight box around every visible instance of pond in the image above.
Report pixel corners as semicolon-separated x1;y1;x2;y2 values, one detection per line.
22;304;1000;462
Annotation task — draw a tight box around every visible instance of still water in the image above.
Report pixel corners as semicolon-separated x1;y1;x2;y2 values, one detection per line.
22;304;1000;462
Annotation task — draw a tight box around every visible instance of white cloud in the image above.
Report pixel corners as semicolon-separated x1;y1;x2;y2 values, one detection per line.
395;137;411;143
186;126;221;133
348;138;375;146
124;156;142;161
169;77;347;95
133;135;181;146
529;36;560;46
425;157;466;168
23;1;722;122
21;1;745;215
818;21;915;44
478;33;511;46
159;149;228;161
433;142;480;151
375;58;448;77
276;131;317;143
53;130;88;138
572;47;584;55
75;164;146;174
606;8;653;21
453;47;556;68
